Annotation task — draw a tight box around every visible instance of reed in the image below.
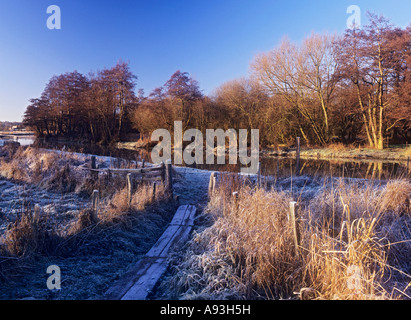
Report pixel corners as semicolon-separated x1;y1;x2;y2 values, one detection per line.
165;174;411;300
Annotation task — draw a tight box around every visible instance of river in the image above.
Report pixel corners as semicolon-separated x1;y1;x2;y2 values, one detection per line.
0;135;36;147
1;136;409;180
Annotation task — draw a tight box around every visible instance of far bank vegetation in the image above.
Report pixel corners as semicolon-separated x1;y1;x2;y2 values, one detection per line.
23;14;410;150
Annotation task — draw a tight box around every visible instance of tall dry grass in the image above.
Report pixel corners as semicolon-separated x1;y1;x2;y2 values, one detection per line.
97;182;167;224
0;145;84;193
0;145;145;198
166;174;411;300
0;145;175;284
2;207;60;258
328;142;349;152
0;179;173;282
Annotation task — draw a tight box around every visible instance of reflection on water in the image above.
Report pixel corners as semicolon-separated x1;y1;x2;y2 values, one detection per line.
0;135;36;146
2;137;410;180
188;157;409;180
31;138;152;163
261;157;409;180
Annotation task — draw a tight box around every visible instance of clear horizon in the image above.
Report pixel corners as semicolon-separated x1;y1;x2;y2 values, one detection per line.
0;0;410;122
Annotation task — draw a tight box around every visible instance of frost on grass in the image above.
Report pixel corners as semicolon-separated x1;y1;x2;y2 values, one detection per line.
0;145;177;299
161;175;411;300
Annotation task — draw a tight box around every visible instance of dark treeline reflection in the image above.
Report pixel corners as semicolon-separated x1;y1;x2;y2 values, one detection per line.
261;157;410;180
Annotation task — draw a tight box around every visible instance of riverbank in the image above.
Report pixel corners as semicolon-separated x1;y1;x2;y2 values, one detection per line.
19;135;411;163
0;131;35;137
264;145;411;162
117;138;411;162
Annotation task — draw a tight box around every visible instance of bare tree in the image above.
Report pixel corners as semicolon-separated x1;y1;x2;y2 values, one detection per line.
251;34;340;145
338;13;409;148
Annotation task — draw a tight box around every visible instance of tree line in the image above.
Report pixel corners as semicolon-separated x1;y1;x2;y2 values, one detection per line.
24;13;410;149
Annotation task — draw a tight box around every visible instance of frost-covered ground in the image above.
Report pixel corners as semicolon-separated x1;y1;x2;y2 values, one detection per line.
0;146;391;300
0;179;88;234
0;148;177;300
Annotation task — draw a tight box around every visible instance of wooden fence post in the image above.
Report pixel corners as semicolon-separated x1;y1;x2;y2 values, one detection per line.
152;183;157;202
232;191;239;209
91;155;96;169
160;161;166;183
34;204;41;222
407;156;410;175
296;137;301;176
208;172;215;198
127;173;132;207
106;168;111;184
212;173;218;193
289;201;301;255
91;190;99;222
166;160;173;197
90;155;97;180
257;162;261;188
276;157;280;178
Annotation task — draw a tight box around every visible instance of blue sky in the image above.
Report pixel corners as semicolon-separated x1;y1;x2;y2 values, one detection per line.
0;0;410;121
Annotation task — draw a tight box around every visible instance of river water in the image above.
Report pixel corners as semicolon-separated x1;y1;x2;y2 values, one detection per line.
0;135;36;146
1;136;409;180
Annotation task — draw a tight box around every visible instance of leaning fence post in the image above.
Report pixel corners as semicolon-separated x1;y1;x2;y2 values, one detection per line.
126;173;132;207
289;201;301;255
91;190;99;222
166;159;173;197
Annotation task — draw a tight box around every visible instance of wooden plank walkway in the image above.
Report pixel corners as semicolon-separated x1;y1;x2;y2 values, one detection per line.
103;205;196;300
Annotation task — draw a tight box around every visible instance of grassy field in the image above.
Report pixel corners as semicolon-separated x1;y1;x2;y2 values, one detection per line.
161;173;411;300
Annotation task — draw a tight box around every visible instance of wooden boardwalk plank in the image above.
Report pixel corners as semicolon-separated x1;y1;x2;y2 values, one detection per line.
145;225;181;258
103;205;197;300
169;205;189;225
150;225;193;259
182;205;196;226
103;256;163;300
169;205;196;226
121;258;168;300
